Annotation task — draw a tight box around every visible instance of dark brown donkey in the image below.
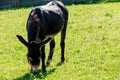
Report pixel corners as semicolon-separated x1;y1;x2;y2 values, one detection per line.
16;1;68;73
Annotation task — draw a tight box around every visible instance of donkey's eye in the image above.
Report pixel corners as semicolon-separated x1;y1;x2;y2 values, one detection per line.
29;57;33;61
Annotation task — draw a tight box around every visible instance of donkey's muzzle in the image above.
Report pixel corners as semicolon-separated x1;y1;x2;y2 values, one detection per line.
30;64;40;74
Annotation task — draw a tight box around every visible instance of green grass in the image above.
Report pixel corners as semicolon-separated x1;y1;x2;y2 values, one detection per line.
0;2;120;80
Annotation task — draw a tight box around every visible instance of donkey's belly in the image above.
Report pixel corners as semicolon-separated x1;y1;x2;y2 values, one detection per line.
45;34;56;39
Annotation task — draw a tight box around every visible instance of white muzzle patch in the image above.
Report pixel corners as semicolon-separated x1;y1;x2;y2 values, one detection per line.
32;67;40;73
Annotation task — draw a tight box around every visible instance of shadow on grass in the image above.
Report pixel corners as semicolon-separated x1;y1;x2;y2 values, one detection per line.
56;62;64;67
14;68;56;80
14;62;64;80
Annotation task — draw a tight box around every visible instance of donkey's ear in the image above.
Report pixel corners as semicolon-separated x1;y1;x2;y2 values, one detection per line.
39;38;52;47
16;35;29;47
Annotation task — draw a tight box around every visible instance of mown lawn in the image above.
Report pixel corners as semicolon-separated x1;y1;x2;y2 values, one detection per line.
0;2;120;80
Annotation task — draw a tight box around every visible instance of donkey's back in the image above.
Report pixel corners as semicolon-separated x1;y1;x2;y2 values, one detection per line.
34;1;68;37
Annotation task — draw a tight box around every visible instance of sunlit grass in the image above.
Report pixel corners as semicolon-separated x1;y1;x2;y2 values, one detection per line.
0;2;120;80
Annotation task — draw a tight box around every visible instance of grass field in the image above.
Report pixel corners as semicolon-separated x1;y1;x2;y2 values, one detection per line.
0;2;120;80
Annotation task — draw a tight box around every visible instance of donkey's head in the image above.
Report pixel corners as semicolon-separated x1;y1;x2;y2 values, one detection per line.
16;35;44;73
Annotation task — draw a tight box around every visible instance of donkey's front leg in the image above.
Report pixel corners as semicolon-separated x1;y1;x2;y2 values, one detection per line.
41;46;46;72
46;39;55;65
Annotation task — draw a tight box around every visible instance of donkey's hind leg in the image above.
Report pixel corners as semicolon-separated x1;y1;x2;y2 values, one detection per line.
60;20;68;62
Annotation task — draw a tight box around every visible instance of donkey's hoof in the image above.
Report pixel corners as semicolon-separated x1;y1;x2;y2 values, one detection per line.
42;69;46;72
46;62;50;67
61;58;65;62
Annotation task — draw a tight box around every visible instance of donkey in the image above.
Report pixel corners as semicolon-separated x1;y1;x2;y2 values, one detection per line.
16;1;68;73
